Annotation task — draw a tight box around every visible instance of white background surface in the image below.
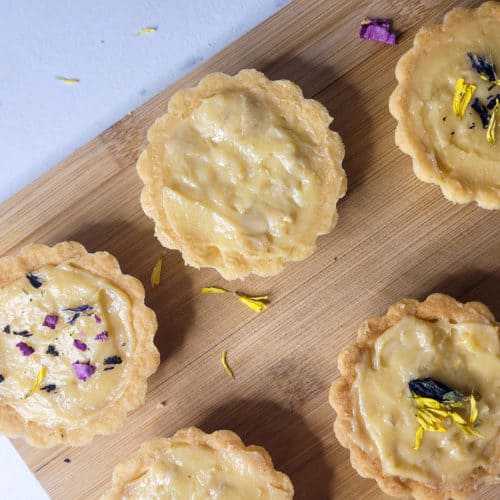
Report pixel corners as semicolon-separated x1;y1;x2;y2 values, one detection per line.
0;1;287;497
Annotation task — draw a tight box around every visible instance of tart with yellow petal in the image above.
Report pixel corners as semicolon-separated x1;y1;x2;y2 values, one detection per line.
101;426;294;499
329;293;500;499
0;242;159;447
137;69;346;280
389;2;500;209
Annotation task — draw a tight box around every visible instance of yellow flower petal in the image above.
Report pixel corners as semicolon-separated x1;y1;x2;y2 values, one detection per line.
414;425;424;450
221;351;234;379
56;76;79;85
413;395;442;409
150;254;165;287
201;287;229;294
27;366;47;398
453;78;476;119
201;287;269;312
136;26;157;35
470;394;478;424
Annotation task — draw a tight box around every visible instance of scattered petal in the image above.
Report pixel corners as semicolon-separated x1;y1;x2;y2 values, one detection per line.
40;384;56;393
94;314;102;324
221;351;234;379
16;342;34;356
46;344;59;356
471;98;490;128
201;287;269;312
136;26;157;35
0;375;4;383
73;339;87;352
56;76;80;85
453;78;476;119
151;254;165;287
26;273;42;288
486;98;499;145
103;355;122;365
359;18;397;45
72;362;96;381
43;314;58;329
413;425;424;450
27;366;47;397
95;331;108;341
467;52;500;85
470;393;478;424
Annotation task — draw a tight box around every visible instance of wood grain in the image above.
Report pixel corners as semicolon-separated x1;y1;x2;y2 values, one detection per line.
2;0;499;498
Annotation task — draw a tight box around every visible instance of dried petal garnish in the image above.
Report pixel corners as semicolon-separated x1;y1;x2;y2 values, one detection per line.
46;344;59;356
472;98;490;128
72;362;96;381
16;342;34;356
68;313;80;325
95;331;108;341
56;76;80;85
13;330;32;338
40;384;56;393
64;305;92;312
201;287;269;312
221;351;234;379
409;377;484;450
486;98;499;145
0;375;4;383
453;78;476;119
3;325;10;333
94;314;102;324
73;339;87;351
136;26;157;35
43;314;58;329
359;18;396;45
27;366;47;397
103;356;122;365
26;273;42;288
467;52;500;85
151;254;165;287
487;93;500;109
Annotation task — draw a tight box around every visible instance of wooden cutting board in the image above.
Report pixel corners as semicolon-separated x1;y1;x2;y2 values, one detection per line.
2;0;499;498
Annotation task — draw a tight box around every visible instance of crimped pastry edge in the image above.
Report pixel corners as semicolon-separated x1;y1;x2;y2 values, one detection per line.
388;2;500;210
137;68;347;280
329;293;500;499
0;241;160;447
100;426;294;499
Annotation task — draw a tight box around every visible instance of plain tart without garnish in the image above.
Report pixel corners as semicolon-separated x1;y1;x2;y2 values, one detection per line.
329;293;500;499
389;2;500;209
0;242;159;447
101;426;294;499
137;68;346;280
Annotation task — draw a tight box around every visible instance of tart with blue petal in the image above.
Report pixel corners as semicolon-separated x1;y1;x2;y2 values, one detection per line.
0;242;159;447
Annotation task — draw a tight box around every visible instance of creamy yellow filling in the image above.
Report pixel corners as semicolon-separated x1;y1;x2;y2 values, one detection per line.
0;264;133;426
123;442;290;499
409;21;500;190
353;316;500;484
159;90;325;257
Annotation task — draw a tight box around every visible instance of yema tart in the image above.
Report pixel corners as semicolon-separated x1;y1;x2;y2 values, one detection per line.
0;242;159;447
101;426;294;499
389;2;500;209
137;69;346;280
329;294;500;499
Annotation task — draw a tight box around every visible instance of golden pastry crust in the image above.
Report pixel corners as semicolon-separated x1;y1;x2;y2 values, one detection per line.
137;68;346;280
389;2;500;210
0;242;159;447
101;426;294;499
329;293;500;499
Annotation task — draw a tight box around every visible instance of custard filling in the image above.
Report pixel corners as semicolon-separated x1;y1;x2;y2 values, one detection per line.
0;264;133;426
156;90;326;257
123;442;290;499
353;316;500;483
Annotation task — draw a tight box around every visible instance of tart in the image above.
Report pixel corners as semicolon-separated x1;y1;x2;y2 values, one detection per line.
0;242;159;447
329;293;500;499
101;426;294;499
389;2;500;209
137;69;346;280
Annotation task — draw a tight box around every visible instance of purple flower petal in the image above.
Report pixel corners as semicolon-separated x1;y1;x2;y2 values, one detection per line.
94;331;108;341
43;314;58;329
94;314;102;324
16;342;34;356
359;18;397;45
72;362;95;381
73;339;87;351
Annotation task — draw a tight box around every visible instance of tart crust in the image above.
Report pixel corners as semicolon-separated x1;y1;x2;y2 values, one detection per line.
389;2;500;210
329;293;500;499
137;69;346;280
0;241;159;447
101;426;294;499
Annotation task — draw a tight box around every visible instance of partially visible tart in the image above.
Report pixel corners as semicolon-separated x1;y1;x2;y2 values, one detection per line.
137;68;346;280
389;2;500;209
0;242;159;447
329;294;500;499
101;427;294;499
